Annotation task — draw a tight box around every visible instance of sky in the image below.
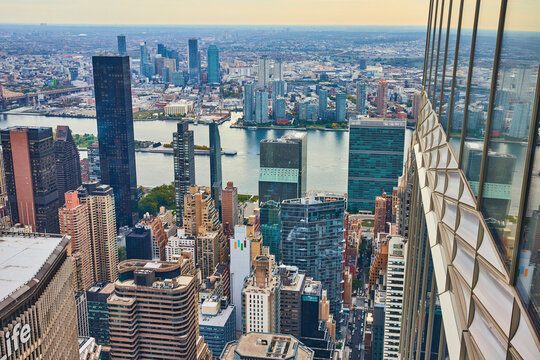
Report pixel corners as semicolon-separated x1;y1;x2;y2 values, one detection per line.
0;0;431;27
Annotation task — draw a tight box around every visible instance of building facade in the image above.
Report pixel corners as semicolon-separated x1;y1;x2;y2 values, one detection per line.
199;299;236;358
1;126;59;233
92;56;138;227
221;181;239;235
347;118;405;212
260;200;281;263
259;133;307;203
356;82;366;114
86;282;114;347
243;82;255;122
209;122;222;212
280;196;345;327
377;80;388;117
188;38;200;84
173;120;195;226
54;125;81;202
399;0;540;357
255;90;269;124
207;44;220;84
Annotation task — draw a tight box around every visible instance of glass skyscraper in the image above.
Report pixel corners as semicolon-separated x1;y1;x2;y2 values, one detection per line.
209;122;222;213
188;37;200;84
173;121;195;226
336;93;346;122
255;89;269;124
280;195;346;326
356;82;366;114
93;55;138;227
117;34;126;55
260;200;281;262
399;0;540;358
243;82;255;122
259;133;307;203
207;44;220;84
347;118;405;212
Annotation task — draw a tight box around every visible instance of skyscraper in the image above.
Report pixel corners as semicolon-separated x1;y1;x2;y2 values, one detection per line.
259;133;307;203
229;225;253;331
188;37;200;84
173;120;195;226
93;55;138;227
87;282;114;347
336;92;346;122
117;34;126;55
273;58;283;81
108;260;212;359
221;181;239;235
356;82;366;114
347;119;405;212
271;80;286;119
260;201;281;262
243;82;255;122
55;125;81;201
77;182;118;283
209;122;222;213
255;89;269;124
377;80;388;117
280;195;345;327
87;141;100;181
0;233;79;359
257;56;271;88
59;191;94;293
1;126;59;233
318;89;328;120
399;1;540;357
207;44;220;84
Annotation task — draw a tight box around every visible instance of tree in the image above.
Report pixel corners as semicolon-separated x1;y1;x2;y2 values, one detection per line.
137;184;175;217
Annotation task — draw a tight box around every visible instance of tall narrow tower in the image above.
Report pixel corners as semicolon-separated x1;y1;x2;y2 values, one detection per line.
173;121;195;226
209;122;222;215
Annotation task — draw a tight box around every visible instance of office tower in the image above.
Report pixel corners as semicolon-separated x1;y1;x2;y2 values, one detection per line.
75;292;89;337
188;38;200;84
241;255;280;333
230;225;253;331
260;200;281;262
157;43;166;57
0;233;79;359
221;333;314;360
209;122;223;213
117;35;126;55
86;282;114;346
274;98;287;121
317;89;327;120
377;80;388;117
255;90;269;124
243;82;255;122
259;133;307;203
59;191;94;293
356;82;366;114
183;185;226;264
68;66;79;81
165;227;196;261
173;121;195;226
87;141;100;181
1;126;59;233
298;101;308;121
199;298;236;358
222;181;239;235
347;119;405;212
399;0;540;356
257;57;271;88
271;80;286;119
197;227;220;279
280;195;345;327
125;224;152;260
383;235;405;359
108;260;212;359
273;59;283;81
93;56;138;227
171;71;185;86
278;265;306;338
207;44;220;84
336;93;346;122
55;125;81;201
78;182;118;283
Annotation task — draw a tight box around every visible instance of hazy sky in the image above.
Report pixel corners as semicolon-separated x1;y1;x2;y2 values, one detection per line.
0;0;431;26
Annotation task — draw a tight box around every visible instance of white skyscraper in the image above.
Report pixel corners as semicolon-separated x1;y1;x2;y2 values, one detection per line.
230;225;252;331
257;57;271;88
384;235;406;359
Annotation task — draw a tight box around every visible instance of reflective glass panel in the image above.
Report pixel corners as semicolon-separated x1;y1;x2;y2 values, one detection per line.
462;0;501;194
428;0;441;96
432;0;450;114
448;0;477;158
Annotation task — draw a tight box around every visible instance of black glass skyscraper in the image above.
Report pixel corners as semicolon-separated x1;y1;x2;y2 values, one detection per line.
209;122;222;214
55;125;81;203
188;38;200;84
92;55;138;227
117;35;126;55
173;121;195;226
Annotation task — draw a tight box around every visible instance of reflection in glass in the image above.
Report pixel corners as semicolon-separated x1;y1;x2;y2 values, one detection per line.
448;0;476;158
462;0;500;196
432;0;449;115
439;0;460;131
428;0;441;96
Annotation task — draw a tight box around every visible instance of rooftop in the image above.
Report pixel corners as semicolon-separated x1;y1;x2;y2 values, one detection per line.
199;303;235;328
0;233;66;303
349;118;406;128
221;332;314;360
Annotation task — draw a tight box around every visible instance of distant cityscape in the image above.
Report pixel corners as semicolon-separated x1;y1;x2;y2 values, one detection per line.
0;1;539;360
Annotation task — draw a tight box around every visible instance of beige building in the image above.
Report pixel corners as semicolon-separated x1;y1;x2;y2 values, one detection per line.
0;233;79;359
221;332;314;360
78;182;118;283
197;227;220;280
242;255;280;334
164;100;194;116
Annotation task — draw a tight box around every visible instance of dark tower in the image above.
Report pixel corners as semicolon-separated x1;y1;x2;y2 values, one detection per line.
117;35;127;55
188;38;200;84
1;126;59;233
92;55;138;227
209;122;222;215
173;121;195;226
55;125;82;203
